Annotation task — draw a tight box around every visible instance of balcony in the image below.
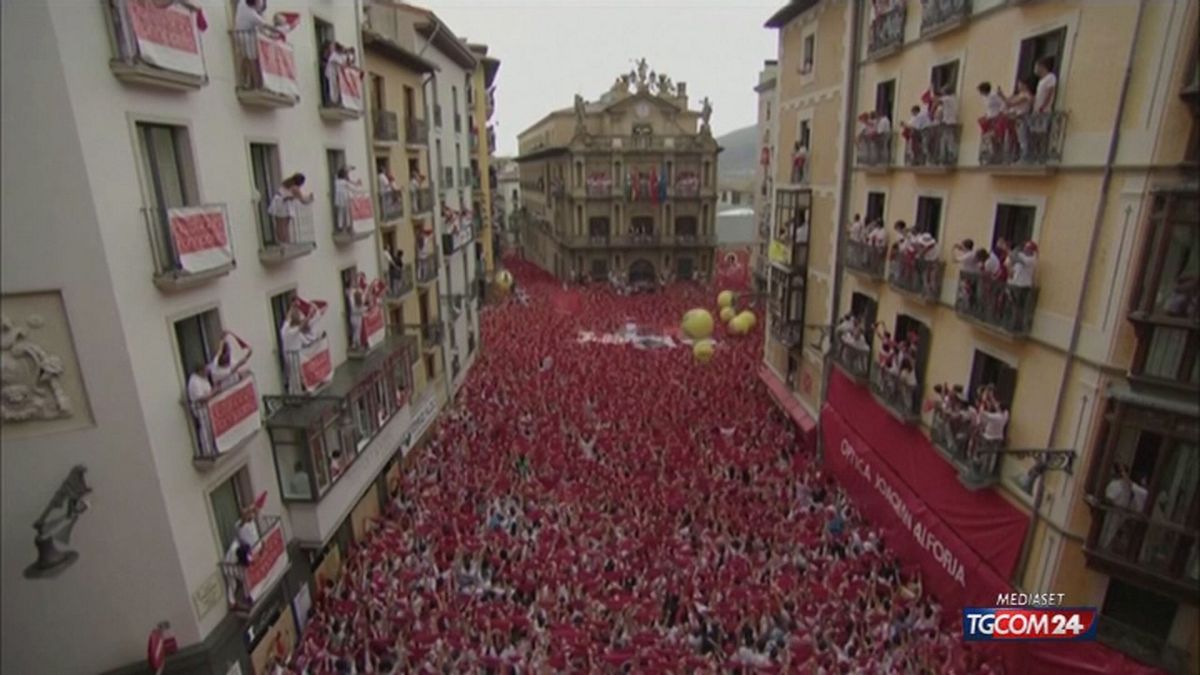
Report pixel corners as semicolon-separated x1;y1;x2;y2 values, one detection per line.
955;270;1037;337
319;64;364;121
855;133;894;170
869;365;921;422
832;340;871;382
257;200;316;265
674;173;701;198
843;239;886;281
415;254;439;285
230;29;299;108
378;189;404;223
105;0;208;90
586;177;614;198
186;371;262;467
978;111;1069;170
1085;500;1200;605
218;514;289;616
144;203;235;291
867;2;906;59
332;194;375;245
433;103;443;128
414;322;443;350
919;0;971;38
385;265;415;302
770;317;803;349
443;219;475;253
265;335;414;503
929;406;1004;490
406;118;430;146
887;255;945;302
373;109;399;143
410;187;435;216
903;124;960;170
1096;616;1192;675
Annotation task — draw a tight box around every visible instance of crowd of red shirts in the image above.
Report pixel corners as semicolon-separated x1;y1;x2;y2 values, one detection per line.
282;258;1003;674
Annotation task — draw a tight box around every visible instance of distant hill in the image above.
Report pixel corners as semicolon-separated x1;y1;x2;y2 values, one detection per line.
716;124;760;181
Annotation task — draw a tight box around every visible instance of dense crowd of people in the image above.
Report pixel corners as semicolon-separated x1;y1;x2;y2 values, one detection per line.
278;258;1002;674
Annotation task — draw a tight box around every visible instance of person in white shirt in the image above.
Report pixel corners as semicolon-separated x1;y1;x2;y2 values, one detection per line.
934;86;960;164
323;41;346;106
903;105;931;165
267;173;314;245
911;231;940;296
1033;57;1058;114
208;336;252;391
334;166;362;232
848;213;864;243
234;0;278;90
347;275;368;350
187;362;216;455
977;82;1007;160
1100;463;1148;550
280;306;322;394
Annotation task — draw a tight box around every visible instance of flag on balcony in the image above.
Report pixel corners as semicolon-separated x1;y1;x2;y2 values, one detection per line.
253;490;269;511
649;168;660;203
273;11;301;36
292;297;328;322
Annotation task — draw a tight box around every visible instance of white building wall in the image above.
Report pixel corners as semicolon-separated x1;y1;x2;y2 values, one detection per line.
3;1;381;672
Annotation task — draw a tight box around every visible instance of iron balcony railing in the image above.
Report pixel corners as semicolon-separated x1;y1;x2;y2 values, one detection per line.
387;264;415;299
833;340;871;380
373;109;399;142
378;189;404;222
888;256;945;301
218;514;287;614
869;364;921;422
930;405;1005;487
415;254;439;284
979;111;1069;167
919;0;971;36
844;239;887;279
856;132;894;168
418;322;443;347
955;269;1038;336
586;180;613;198
868;3;906;57
406;117;430;145
1096;615;1192;675
904;124;961;168
770;317;803;348
143;203;235;282
257;199;315;261
410;187;434;215
106;0;209;86
185;370;260;462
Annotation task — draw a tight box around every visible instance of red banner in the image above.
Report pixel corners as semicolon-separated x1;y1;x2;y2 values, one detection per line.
244;525;287;603
350;194;374;234
206;375;261;454
362;306;385;350
337;65;363;112
168;205;232;273
257;33;299;99
125;0;203;76
300;338;332;392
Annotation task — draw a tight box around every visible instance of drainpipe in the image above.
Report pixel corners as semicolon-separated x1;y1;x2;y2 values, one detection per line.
420;68;453;407
817;0;862;462
1013;0;1146;587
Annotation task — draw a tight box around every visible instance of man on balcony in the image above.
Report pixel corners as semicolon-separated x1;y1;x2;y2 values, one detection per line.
234;0;278;91
902;105;931;165
187;362;216;456
1006;240;1038;328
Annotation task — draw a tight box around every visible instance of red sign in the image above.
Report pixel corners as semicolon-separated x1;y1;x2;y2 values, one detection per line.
362;306;385;349
300;341;332;392
337;66;364;111
170;208;227;254
126;0;198;54
350;194;373;221
244;525;286;601
259;37;294;79
206;376;261;454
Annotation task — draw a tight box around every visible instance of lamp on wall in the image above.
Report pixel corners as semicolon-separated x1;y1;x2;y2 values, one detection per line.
24;465;91;579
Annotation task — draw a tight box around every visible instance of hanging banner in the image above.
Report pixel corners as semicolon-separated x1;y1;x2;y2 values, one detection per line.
124;0;205;77
362;305;385;350
257;33;299;99
350;193;374;234
244;523;287;604
207;375;261;454
168;205;232;273
337;65;364;112
299;336;332;392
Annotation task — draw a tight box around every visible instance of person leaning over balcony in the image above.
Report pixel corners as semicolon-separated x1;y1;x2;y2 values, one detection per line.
901;105;931;164
208;332;253;390
234;0;278;90
912;231;940;295
187;361;216;456
268;173;313;245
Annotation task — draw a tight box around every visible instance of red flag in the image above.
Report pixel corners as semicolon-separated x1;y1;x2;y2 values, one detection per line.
253;490;268;510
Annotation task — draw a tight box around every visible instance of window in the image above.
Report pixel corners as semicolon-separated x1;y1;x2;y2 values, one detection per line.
631;216;654;236
590;258;609;279
866;192;886;225
452;86;459;117
1101;580;1178;643
370;73;385;112
801;34;815;73
403;85;416;121
250;143;282;245
850;292;878;327
914;196;943;239
799;120;812;149
211;466;254;554
968;350;1017;410
314;18;336;105
993;204;1036;248
931;60;960;96
1016;28;1066;99
175;308;223;380
875;79;896;122
269;289;297;378
588;217;610;238
1133;193;1200;319
435;140;444;182
138;123;195;211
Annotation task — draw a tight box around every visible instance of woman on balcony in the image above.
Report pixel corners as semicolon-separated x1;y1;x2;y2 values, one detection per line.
267;173;314;245
333;167;363;233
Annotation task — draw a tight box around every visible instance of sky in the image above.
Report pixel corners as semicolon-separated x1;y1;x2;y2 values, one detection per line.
420;0;782;156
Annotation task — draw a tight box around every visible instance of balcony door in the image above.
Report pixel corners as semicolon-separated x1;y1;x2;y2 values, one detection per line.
969;350;1017;413
270;289;297;378
866;191;886;226
993;204;1036;248
914;196;943;239
175;309;223;381
211;466;254;555
875;79;896;123
250;143;281;245
1016;27;1067;101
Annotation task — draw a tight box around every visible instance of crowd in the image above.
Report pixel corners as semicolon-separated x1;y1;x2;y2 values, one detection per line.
277;258;1002;674
928;382;1011;478
977;56;1059;164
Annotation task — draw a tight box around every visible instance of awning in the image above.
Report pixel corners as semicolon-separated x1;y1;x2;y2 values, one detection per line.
758;364;816;445
1107;380;1199;418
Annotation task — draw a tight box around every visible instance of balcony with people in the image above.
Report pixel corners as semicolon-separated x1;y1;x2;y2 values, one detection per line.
145;202;235;291
265;332;414;504
844;215;888;280
832;312;872;382
415;237;439;285
954;239;1039;337
674;170;701;199
855;113;894;170
230;19;299;108
629;217;657;245
928;381;1011;489
332;166;374;244
318;41;364;121
384;248;414;302
867;0;906;59
217;511;289;616
900;88;961;169
887;224;944;302
919;0;972;38
586;173;613;198
977;59;1067;169
410;176;435;217
867;320;927;423
588;217;611;245
376;170;405;223
105;0;209;90
258;173;316;264
184;331;261;466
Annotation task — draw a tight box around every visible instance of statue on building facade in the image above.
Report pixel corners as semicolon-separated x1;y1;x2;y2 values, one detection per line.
635;57;649;87
25;464;92;579
1;313;72;424
573;94;587;131
655;73;675;97
699;97;713;132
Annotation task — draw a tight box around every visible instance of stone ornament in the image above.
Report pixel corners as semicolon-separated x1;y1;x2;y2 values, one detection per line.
25;464;92;579
1;313;72;423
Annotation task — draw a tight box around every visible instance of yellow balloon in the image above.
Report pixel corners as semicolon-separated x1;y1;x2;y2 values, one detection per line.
736;310;757;329
693;339;715;363
729;314;752;336
717;290;734;309
719;306;736;323
680;308;715;340
495;270;514;292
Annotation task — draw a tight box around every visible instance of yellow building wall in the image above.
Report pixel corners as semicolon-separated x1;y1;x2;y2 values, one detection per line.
471;64;495;275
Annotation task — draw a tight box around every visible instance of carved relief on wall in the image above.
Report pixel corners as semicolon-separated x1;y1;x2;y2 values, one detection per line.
1;292;92;439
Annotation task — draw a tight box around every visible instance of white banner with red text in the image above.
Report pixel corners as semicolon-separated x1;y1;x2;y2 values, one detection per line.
257;33;299;99
207;375;261;454
124;0;205;77
168;205;232;273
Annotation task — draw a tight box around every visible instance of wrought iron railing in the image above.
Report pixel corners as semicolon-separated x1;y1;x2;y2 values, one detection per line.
888;256;945;301
904;124;961;168
930;406;1004;485
979;111;1068;167
856;132;894;168
373;109;399;142
185;371;259;461
386;264;415;299
218;515;286;613
868;3;906;57
955;269;1038;336
257;199;315;252
378;189;404;222
919;0;971;36
833;341;871;380
415;254;439;284
406;117;429;145
844;239;887;279
869;365;921;421
770;317;803;348
410;187;434;215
